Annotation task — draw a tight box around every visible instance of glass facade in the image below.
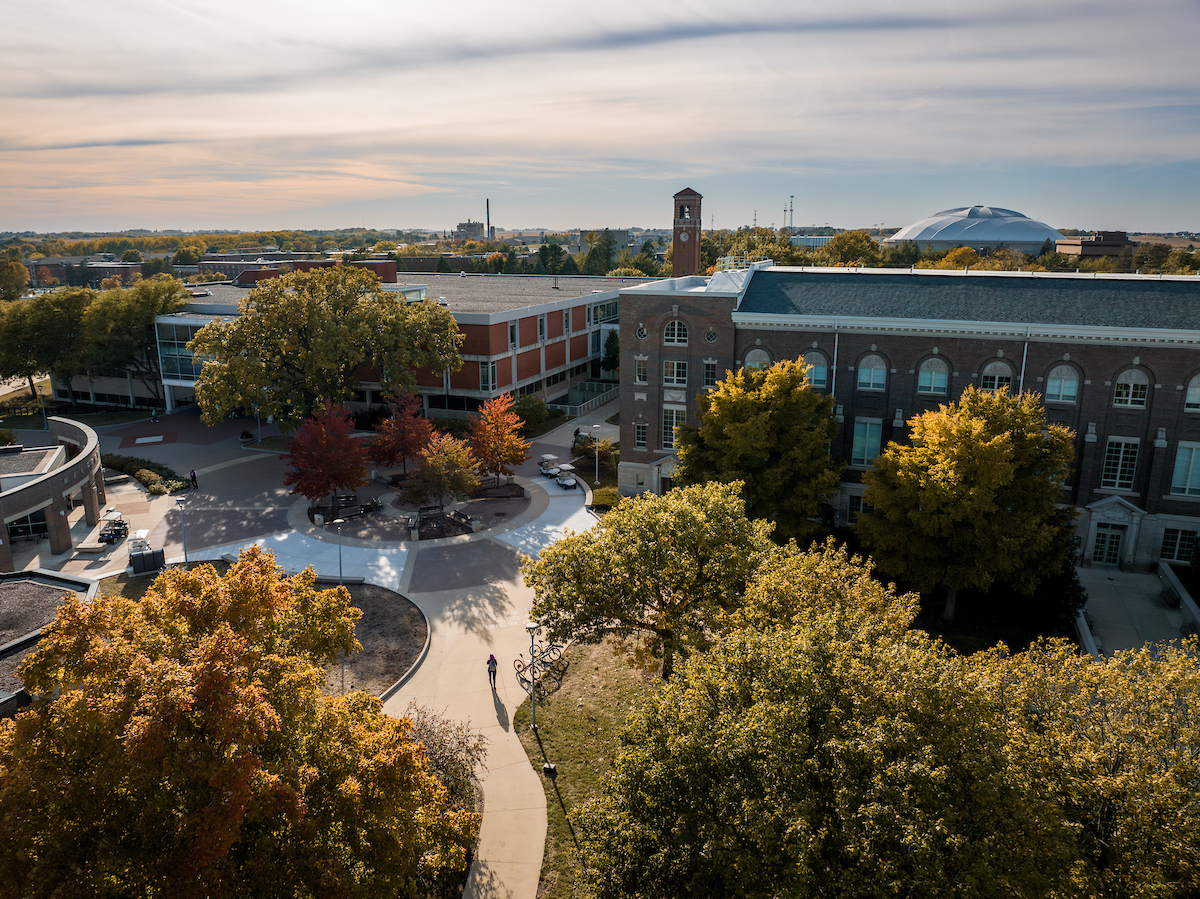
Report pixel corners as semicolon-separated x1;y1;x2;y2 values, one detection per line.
156;320;209;383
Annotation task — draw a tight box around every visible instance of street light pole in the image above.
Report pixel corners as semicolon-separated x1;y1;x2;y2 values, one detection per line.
334;518;345;586
176;496;188;568
526;620;538;732
592;423;601;487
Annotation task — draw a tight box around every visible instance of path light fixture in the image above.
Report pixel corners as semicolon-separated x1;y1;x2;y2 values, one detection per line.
527;620;539;732
592;423;601;487
334;518;345;586
176;496;188;568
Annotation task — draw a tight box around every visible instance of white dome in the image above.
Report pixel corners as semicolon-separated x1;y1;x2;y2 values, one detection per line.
885;206;1063;254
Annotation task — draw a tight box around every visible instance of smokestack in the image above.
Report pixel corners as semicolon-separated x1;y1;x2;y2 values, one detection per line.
486;199;491;242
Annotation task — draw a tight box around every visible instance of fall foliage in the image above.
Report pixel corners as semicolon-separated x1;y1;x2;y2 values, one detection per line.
281;401;369;508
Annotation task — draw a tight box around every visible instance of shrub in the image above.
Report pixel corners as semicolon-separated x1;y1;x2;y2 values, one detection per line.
513;395;550;428
103;454;188;493
0;428;16;446
591;487;622;509
134;469;163;489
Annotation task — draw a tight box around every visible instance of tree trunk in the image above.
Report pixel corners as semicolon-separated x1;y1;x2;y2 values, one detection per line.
660;638;675;681
26;375;37;399
943;586;958;622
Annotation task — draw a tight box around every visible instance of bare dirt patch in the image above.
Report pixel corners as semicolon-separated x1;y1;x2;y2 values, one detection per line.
0;582;80;693
323;583;428;698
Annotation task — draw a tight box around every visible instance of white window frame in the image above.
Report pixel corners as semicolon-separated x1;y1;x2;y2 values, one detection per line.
480;360;497;392
847;494;874;524
664;320;688;345
1171;443;1200;497
980;361;1013;394
663;360;688;386
703;361;718;388
1046;365;1079;404
538;315;546;342
634;422;647;448
1185;374;1200;411
635;358;648;384
851;419;882;467
564;309;571;333
857;355;887;391
1161;528;1198;563
917;358;948;395
1102;437;1139;490
744;348;771;370
662;405;687;449
804;352;827;389
1113;369;1148;408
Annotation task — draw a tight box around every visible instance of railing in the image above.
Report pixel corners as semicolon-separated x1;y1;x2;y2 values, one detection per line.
547;386;619;418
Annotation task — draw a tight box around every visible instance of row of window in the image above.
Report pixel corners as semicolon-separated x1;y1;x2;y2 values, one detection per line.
636;359;720;389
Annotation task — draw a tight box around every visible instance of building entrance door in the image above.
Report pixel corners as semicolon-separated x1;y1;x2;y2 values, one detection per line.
1092;523;1125;566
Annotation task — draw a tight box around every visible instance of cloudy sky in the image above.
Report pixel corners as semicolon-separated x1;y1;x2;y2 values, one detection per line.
2;0;1197;234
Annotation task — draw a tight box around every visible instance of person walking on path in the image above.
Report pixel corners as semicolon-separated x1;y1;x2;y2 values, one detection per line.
189;469;198;489
487;654;498;690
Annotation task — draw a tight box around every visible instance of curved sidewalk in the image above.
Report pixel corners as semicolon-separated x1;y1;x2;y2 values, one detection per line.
190;475;597;899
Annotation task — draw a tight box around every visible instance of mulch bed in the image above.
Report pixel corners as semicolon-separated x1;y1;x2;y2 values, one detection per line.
0;582;81;694
324;583;428;698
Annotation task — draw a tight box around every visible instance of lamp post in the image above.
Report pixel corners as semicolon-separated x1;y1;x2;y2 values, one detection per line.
333;518;345;586
592;423;601;487
526;620;539;732
176;496;188;568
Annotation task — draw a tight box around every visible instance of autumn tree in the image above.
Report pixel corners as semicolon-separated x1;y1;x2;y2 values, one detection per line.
468;393;530;482
370;390;433;474
580;544;1067;899
674;358;843;541
857;385;1074;620
189;267;463;431
523;481;774;680
403;432;480;511
281;401;369;511
0;547;480;898
816;229;880;266
0;257;28;301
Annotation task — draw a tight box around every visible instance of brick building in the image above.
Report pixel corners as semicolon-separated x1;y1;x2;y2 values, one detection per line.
617;262;1200;571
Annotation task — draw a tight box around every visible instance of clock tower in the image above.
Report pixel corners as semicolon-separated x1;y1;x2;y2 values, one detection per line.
672;187;702;277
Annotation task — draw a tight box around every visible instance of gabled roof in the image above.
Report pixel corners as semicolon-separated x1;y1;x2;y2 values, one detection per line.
673;187;702;198
737;268;1200;332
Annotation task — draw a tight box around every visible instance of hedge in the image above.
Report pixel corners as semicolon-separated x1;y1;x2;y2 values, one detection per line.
102;454;189;493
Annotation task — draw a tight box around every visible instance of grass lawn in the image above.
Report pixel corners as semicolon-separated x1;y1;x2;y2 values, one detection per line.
99;561;234;602
244;435;292;452
521;412;569;440
514;638;661;899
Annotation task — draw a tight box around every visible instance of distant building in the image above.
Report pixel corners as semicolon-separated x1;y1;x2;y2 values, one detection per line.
454;220;486;241
1056;231;1137;258
884;206;1064;255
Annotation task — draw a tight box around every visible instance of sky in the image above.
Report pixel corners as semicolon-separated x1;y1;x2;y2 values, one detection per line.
1;0;1197;234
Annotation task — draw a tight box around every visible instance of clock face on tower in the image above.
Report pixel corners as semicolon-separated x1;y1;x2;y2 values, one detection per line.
679;231;689;242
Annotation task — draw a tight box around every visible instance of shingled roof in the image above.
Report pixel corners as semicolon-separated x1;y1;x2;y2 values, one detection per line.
738;268;1200;331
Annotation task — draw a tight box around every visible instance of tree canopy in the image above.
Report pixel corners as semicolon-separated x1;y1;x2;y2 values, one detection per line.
857;385;1075;619
369;390;433;474
402;432;479;511
0;547;479;898
189;267;463;431
281;401;369;507
673;358;843;541
468;393;530;481
0;258;29;301
523;481;774;680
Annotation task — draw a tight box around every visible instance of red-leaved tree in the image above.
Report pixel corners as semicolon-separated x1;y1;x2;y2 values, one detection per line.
370;391;433;475
281;401;368;510
468;394;531;483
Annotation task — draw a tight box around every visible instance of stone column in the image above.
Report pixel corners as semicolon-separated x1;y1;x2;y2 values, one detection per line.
46;494;73;556
93;464;107;510
81;480;101;528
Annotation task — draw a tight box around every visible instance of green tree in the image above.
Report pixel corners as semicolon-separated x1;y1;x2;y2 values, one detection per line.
402;432;479;511
537;243;565;273
0;287;92;406
172;246;201;266
583;230;617;275
189;267;462;431
523;481;774;680
817;229;880;266
857;385;1074;620
600;329;621;371
79;277;187;407
434;255;452;273
0;547;480;898
468;393;530;482
0;258;29;301
120;248;143;263
674;358;843;541
558;255;580;275
581;544;1067;899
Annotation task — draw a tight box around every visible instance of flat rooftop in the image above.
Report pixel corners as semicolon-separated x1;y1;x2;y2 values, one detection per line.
0;447;57;477
396;273;657;313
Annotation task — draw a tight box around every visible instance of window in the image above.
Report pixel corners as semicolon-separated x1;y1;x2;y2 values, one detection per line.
917;358;949;395
592;330;601;354
1161;528;1198;563
588;300;618;324
847;495;874;524
662;407;686;449
538;315;546;341
980;361;1013;394
564;310;571;333
1046;365;1078;403
852;421;882;466
1171;444;1200;497
664;320;688;345
1102;438;1139;490
704;362;718;388
480;361;497;392
744;348;771;370
663;360;688;386
804;352;827;388
1113;369;1148;408
509;322;517;347
635;422;647;448
857;355;887;391
1186;375;1200;411
635;358;648;384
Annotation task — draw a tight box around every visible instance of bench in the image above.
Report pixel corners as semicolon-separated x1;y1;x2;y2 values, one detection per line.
450;509;472;526
1162;586;1182;609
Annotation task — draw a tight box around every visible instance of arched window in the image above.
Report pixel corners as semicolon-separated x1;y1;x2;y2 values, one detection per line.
744;348;771;370
917;358;949;395
1046;365;1079;403
1113;369;1148;408
1186;374;1200;411
664;320;688;345
980;361;1013;394
857;355;887;391
804;352;827;388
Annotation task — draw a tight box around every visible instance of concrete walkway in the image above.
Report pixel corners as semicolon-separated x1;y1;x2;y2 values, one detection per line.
1078;566;1190;654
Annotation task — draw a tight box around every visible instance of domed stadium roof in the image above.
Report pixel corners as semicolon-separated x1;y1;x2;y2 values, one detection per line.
885;206;1063;254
